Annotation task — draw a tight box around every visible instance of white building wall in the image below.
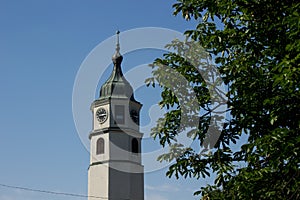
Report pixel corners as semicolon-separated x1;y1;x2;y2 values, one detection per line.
88;163;109;200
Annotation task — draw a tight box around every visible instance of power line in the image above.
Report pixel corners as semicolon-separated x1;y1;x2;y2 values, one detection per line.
0;183;106;199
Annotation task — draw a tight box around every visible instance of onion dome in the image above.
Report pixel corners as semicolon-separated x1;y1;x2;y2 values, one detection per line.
99;31;135;101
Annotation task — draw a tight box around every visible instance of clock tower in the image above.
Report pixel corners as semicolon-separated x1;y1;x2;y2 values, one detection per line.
88;31;144;200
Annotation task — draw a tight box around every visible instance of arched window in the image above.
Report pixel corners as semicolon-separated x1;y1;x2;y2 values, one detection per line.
131;138;138;154
96;138;104;155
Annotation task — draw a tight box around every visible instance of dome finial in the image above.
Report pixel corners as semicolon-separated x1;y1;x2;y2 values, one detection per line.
116;30;120;52
112;30;121;61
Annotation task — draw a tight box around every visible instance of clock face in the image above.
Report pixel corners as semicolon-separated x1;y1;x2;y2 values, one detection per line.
96;107;108;124
130;109;139;124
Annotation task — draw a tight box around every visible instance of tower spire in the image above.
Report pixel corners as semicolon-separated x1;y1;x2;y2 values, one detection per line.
112;30;122;63
115;30;120;55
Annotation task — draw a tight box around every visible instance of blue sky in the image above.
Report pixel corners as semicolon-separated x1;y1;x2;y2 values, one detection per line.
0;1;213;199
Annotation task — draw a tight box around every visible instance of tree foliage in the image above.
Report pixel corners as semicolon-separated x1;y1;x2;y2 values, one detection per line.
147;0;300;199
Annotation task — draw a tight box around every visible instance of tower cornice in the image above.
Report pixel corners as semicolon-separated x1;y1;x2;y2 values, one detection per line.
89;127;143;139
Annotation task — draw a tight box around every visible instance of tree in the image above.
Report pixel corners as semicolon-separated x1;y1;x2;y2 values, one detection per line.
146;0;300;199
